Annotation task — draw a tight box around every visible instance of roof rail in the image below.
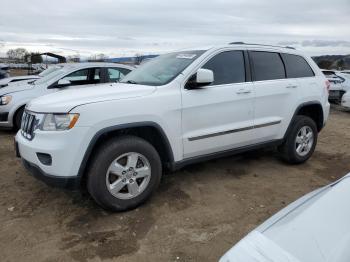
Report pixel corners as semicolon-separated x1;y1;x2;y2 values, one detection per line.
229;42;296;50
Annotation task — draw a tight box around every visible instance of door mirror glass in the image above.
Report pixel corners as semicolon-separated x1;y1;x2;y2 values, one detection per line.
185;68;214;89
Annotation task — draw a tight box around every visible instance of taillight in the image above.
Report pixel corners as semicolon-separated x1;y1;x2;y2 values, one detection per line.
325;80;330;94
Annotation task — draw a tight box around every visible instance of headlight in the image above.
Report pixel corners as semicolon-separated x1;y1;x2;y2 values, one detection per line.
40;113;79;131
0;95;12;105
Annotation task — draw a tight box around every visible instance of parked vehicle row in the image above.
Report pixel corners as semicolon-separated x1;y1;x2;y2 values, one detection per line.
0;62;134;129
322;70;350;103
14;43;330;212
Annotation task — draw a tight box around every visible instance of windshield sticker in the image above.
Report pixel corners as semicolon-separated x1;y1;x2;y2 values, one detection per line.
176;54;197;59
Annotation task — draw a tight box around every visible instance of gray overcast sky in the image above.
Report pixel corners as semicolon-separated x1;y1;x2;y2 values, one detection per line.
1;0;350;58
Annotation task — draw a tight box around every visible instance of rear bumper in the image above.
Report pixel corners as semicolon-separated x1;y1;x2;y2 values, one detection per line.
22;159;81;189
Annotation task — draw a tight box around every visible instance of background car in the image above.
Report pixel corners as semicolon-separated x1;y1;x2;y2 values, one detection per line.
220;173;350;262
341;91;350;110
322;70;350;103
0;65;63;88
0;62;134;129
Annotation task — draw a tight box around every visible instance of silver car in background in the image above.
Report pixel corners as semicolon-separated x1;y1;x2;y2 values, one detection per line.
0;62;134;129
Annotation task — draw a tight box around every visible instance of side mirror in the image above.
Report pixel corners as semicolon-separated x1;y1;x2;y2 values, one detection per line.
56;79;71;88
196;68;214;85
185;68;214;89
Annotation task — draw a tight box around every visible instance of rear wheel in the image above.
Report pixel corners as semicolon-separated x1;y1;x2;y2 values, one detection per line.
87;136;162;211
279;116;318;164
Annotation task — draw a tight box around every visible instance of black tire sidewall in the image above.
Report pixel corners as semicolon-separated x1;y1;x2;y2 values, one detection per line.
283;116;318;164
87;136;162;211
14;107;24;130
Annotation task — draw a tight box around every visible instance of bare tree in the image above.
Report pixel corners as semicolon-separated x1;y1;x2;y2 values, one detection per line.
134;53;144;65
67;55;81;63
88;53;109;62
7;48;28;62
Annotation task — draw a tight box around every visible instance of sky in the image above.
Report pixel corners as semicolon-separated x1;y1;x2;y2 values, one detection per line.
0;0;350;58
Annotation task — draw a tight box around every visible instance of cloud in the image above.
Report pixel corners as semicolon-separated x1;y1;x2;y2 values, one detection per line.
0;0;349;57
301;40;350;47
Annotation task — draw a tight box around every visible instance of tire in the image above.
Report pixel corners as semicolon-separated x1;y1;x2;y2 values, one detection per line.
279;116;318;164
87;135;162;212
14;107;24;130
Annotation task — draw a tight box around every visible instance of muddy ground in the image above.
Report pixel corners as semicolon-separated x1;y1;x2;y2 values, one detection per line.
0;106;349;262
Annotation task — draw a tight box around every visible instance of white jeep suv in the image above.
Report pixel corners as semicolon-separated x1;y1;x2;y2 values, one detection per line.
15;43;330;211
0;62;133;129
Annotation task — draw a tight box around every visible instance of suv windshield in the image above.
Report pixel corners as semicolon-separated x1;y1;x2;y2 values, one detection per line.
121;50;205;86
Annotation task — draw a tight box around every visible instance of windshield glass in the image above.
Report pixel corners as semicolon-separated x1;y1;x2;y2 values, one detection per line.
38;66;62;77
121;50;205;86
33;67;67;85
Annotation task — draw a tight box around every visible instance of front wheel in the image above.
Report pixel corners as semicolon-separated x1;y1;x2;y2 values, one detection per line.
14;107;24;130
279;116;318;164
87;136;162;212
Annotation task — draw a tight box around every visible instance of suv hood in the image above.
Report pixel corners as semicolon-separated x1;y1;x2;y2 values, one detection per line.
0;81;34;95
27;83;156;113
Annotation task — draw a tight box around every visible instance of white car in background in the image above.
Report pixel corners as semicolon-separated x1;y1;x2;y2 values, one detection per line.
322;70;350;103
0;65;63;88
0;62;133;129
220;173;350;262
341;91;350;110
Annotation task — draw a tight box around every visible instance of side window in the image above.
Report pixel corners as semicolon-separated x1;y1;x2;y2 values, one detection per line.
63;69;89;82
108;68;131;82
250;51;285;81
202;51;246;85
281;54;315;78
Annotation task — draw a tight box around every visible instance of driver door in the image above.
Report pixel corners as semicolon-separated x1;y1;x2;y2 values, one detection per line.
181;50;255;159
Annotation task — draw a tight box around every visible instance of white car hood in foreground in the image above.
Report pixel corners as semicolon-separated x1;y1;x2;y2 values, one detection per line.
27;83;156;113
220;174;350;262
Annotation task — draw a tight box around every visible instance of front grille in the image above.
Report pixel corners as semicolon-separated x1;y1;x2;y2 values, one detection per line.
21;111;37;140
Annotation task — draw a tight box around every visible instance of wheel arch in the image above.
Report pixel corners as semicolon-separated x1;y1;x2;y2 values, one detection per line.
77;122;174;185
284;101;324;140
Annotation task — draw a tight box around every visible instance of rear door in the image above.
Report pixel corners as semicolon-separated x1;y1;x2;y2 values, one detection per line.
181;50;255;158
250;51;299;142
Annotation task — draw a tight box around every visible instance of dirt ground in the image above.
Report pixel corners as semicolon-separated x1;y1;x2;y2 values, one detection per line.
8;69;30;77
0;107;349;262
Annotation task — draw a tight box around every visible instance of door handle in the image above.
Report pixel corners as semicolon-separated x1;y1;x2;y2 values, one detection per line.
236;89;252;94
286;85;298;89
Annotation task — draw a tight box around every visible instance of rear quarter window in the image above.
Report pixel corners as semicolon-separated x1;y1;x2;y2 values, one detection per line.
281;53;315;78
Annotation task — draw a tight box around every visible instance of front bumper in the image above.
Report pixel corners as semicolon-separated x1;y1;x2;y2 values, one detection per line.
15;126;91;188
0;112;12;128
22;159;80;189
